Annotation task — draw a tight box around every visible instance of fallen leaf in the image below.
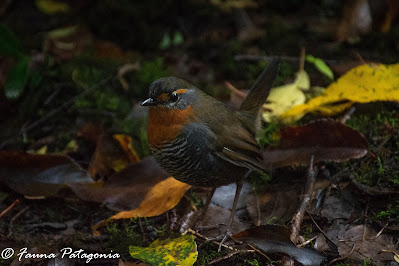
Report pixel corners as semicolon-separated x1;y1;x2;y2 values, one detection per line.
0;151;93;197
282;62;399;121
129;235;197;266
306;55;334;80
262;70;309;122
35;0;71;14
263;119;368;168
89;133;140;181
72;156;172;211
110;177;190;219
234;225;326;266
327;224;399;265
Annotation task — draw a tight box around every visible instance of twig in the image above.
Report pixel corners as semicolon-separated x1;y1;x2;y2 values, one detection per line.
256;194;261;226
290;155;316;244
0;199;19;219
375;223;388;239
247;243;272;263
8;206;29;237
0;76;113;149
234;55;340;65
308;212;338;253
224;81;247;99
328;244;356;265
299;47;305;71
209;250;255;264
186;228;235;251
296;236;317;248
340;106;356;124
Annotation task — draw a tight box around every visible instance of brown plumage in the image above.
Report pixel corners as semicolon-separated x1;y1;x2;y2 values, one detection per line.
142;57;280;246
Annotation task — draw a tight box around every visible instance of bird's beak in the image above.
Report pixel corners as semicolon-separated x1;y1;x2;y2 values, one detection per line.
141;98;156;106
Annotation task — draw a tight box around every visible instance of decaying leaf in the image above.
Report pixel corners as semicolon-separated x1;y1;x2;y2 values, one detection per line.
72;156;176;211
233;225;326;266
0;151;93;197
282;62;399;121
89;133;140;180
129;235;197;266
326;224;399;265
262;70;309;122
35;0;71;14
263;119;368;168
109;176;190;219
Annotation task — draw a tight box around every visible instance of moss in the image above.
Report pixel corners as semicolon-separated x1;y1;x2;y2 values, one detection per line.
345;108;399;190
195;242;228;265
258;121;281;149
106;221;142;259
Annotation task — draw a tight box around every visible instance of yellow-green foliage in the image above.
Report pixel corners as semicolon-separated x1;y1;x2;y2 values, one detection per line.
130;235;197;266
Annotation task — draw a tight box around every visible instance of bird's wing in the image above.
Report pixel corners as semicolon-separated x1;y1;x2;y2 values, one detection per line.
213;121;265;172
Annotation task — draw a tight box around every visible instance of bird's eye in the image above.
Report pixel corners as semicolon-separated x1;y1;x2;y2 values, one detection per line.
170;92;179;102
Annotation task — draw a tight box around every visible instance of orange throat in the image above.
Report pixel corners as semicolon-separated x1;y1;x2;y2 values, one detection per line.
147;105;193;149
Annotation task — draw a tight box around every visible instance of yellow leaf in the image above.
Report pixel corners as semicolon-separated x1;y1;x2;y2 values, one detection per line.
35;0;70;14
111;177;190;219
36;145;47;155
92;177;190;233
262;70;309;122
130;235;197;266
113;134;140;163
282;62;399;120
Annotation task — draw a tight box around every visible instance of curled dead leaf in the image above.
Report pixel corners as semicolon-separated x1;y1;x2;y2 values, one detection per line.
263;119;368;168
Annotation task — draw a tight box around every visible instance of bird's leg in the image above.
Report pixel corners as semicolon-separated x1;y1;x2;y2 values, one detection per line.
217;177;244;251
193;187;216;229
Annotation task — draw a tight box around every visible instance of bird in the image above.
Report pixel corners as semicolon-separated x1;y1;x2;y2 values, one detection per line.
141;57;280;247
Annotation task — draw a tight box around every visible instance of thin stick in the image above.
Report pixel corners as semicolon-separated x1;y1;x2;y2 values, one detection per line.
328;244;356;265
209;250;255;264
224;81;247;99
186;228;235;251
290;155;316;244
247;243;272;263
0;76;113;149
234;55;339;65
340;107;356;124
8;206;28;237
0;199;19;219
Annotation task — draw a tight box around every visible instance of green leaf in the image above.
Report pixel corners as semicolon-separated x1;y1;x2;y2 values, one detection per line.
0;23;24;58
160;33;171;50
172;31;184;46
306;54;334;80
130;235;198;266
35;0;71;14
5;56;30;99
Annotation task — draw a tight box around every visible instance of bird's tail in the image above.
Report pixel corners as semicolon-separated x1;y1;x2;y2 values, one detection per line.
239;57;280;122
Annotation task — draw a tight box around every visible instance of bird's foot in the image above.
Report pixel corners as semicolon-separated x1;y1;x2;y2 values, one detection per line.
208;229;242;252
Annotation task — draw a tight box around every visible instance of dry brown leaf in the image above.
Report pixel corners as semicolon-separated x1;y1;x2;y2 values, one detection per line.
263;119;368;168
335;225;398;264
0;151;93;197
71;156;169;211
